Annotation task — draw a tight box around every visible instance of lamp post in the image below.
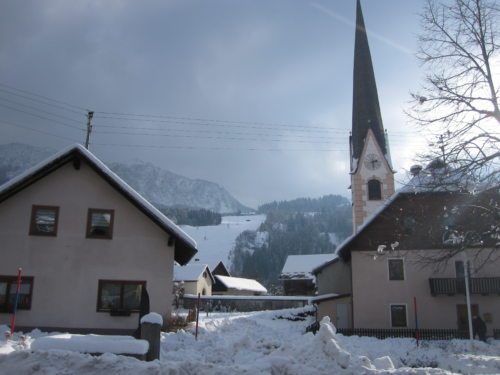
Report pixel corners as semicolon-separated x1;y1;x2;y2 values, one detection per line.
462;249;473;342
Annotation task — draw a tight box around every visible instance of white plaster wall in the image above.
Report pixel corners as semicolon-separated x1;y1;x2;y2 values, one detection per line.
183;275;212;296
351;130;395;231
351;250;500;335
0;161;175;331
316;296;352;328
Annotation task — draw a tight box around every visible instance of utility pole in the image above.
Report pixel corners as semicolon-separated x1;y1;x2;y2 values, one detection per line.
84;111;94;149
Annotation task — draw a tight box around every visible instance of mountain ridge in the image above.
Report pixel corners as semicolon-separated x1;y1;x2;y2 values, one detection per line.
0;143;253;214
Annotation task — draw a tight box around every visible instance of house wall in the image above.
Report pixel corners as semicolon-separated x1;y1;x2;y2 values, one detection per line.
283;279;315;296
351;250;500;335
316;296;352;329
182;275;212;296
351;130;395;231
0;161;175;332
315;260;352;295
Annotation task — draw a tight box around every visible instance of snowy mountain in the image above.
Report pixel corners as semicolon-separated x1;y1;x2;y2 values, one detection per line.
109;162;252;214
0;143;252;214
0;143;54;184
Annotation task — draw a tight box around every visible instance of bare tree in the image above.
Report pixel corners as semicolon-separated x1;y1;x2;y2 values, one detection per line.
409;0;499;188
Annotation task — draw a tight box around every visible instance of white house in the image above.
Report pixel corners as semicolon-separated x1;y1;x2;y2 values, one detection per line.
0;144;197;334
174;263;215;296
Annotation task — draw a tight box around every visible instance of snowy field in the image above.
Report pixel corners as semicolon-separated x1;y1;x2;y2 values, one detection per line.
180;214;266;267
1;307;500;374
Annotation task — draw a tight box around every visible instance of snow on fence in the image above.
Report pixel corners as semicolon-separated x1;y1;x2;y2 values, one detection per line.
31;334;149;359
31;312;164;361
183;294;310;312
337;328;472;340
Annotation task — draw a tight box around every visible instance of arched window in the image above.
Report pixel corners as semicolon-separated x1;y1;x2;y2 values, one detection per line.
368;179;382;200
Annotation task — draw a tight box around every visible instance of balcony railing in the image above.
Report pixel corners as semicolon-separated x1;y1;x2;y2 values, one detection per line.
429;277;500;296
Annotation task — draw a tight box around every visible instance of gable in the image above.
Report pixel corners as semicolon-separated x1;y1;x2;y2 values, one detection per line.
338;188;498;259
0;145;197;264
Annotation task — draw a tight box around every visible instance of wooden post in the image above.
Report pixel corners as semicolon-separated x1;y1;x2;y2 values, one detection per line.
140;313;162;361
195;293;201;340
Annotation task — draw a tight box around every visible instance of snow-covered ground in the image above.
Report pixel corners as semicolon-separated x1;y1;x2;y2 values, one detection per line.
1;308;499;374
180;214;266;267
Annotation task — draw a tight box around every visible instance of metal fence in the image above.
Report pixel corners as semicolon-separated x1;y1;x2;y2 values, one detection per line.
337;328;471;340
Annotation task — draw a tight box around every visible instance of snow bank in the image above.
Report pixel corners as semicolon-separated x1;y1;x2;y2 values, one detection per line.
1;312;500;374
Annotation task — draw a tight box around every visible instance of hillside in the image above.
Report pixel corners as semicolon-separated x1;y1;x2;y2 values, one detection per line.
230;195;352;289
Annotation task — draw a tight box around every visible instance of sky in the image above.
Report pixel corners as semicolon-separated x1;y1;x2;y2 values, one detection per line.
0;0;429;208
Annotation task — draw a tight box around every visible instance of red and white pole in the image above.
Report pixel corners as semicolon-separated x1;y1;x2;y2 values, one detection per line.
9;268;23;336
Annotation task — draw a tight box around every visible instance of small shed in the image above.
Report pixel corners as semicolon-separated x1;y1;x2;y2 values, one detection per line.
280;254;337;296
174;264;215;296
212;261;231;277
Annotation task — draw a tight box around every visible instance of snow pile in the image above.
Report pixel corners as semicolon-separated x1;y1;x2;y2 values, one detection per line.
140;312;163;326
1;309;500;374
31;334;149;355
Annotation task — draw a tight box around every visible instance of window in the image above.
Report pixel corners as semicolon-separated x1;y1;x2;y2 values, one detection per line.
97;280;145;312
368;179;382;200
30;205;59;236
0;276;34;312
388;259;405;281
87;209;114;239
390;304;407;327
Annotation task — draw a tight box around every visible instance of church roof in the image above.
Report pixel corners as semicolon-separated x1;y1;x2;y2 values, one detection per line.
351;0;387;163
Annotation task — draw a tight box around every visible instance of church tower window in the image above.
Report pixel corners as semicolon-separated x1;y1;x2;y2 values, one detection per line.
367;179;382;201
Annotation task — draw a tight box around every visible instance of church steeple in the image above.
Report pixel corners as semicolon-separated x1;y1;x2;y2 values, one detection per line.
351;0;387;164
349;0;395;233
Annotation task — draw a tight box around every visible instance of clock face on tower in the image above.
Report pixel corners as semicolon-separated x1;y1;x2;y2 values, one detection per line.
364;153;382;170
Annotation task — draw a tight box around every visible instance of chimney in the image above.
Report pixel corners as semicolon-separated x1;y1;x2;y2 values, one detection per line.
410;165;423;176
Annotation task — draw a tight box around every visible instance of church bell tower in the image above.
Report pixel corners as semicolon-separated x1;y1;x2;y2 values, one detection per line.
350;0;395;232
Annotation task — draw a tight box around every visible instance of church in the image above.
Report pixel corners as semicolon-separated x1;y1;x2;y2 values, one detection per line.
312;0;500;337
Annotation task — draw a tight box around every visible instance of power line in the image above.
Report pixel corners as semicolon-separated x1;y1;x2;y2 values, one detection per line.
94;115;346;134
93;121;422;141
1;120;80;142
0;88;86;116
0;83;87;113
94;123;344;140
94;111;337;131
0;103;85;131
93;114;421;137
93;129;341;144
91;142;350;152
0;96;85;124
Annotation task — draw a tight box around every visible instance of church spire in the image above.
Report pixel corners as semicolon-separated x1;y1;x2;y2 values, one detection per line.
351;0;387;164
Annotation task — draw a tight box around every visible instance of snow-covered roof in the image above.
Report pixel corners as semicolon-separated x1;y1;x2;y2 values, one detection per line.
214;275;267;294
280;254;337;280
0;144;197;265
174;263;214;283
400;164;469;194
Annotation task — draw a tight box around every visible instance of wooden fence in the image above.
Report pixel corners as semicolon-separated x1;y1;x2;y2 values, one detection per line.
494;329;500;339
337;328;471;340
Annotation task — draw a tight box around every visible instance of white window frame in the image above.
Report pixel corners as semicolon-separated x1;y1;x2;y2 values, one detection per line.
389;303;408;328
387;257;405;281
